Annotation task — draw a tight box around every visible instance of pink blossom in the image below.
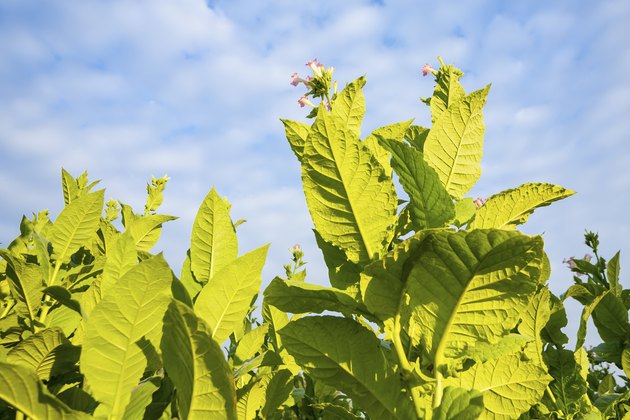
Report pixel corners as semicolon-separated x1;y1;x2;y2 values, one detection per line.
290;73;302;86
298;96;315;108
306;58;325;76
421;63;434;77
473;197;486;209
583;254;593;262
562;257;578;270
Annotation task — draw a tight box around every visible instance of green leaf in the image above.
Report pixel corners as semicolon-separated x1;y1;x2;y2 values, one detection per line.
430;62;466;123
469;183;575;230
302;79;397;263
458;334;531;364
312;229;361;292
180;251;202;301
518;287;552;368
61;168;80;205
43;286;82;314
45;304;82;337
331;76;366;136
261;369;294;418
433;387;483;420
447;354;551;419
0;362;88;419
312;403;363;419
608;251;622;296
279;316;415;419
0;250;43;322
424;86;490;199
161;300;237;420
403;230;542;367
541;292;568;346
281;119;310;162
122;377;160;420
127;213;177;252
80;254;172;418
363;120;414;175
236;377;265;419
144;175;169;214
49;189;104;265
404;125;430;151
545;348;588;415
234;324;269;364
452;198;476;227
262;300;289;353
6;327;79;381
381;139;454;229
194;244;269;344
190;188;238;284
100;231;137;297
263;277;372;319
592;291;630;343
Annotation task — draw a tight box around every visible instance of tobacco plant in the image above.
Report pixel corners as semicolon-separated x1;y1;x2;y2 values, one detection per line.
0;58;627;419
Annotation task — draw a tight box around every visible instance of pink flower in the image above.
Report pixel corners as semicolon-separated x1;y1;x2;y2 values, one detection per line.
298;96;315;108
290;72;302;86
421;63;435;77
563;257;578;270
473;197;486;209
583;254;593;262
306;58;325;77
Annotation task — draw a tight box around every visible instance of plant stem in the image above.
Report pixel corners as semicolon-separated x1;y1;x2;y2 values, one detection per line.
392;314;426;419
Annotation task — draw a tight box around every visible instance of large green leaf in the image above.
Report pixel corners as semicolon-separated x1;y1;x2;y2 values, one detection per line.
592;291;630;343
469;183;575;230
80;254;172;418
363;120;414;176
263;277;372;320
190;188;238;285
424;86;490;199
6;327;79;380
446;354;551;419
281;119;311;162
331;75;366;136
302;78;398;263
433;386;483;420
544;348;588;416
381;139;454;229
161;300;237;420
49;189;104;266
194;244;269;344
518;287;552;368
100;231;137;297
312;229;361;293
0;362;87;419
429;63;466;123
405;230;542;368
279;316;415;419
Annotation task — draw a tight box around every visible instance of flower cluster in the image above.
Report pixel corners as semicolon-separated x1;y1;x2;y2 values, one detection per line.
473;197;486;209
284;244;306;279
563;254;593;271
290;58;337;117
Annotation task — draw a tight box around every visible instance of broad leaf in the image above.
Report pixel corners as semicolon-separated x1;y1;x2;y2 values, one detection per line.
381;139;454;229
49;189;104;266
404;125;430;151
194;244;269;344
363;120;414;175
433;387;483;420
279;316;415;419
0;249;43;322
518;287;552;368
80;254;172;418
313;229;361;292
331;76;366;136
545;348;588;415
302;78;397;263
424;86;490;199
469;183;575;230
592;291;630;343
261;369;294;418
161;300;237;420
100;231;137;297
6;327;79;380
429;63;466;123
446;354;551;419
234;324;269;364
0;362;87;419
190;188;238;284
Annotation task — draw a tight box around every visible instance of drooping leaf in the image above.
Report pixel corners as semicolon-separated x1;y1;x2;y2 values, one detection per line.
194;244;269;344
281;119;311;162
433;387;483;420
279;316;415;419
0;362;88;419
80;254;172;418
424;86;490;199
190;188;238;284
380;139;454;229
161;300;237;420
6;327;79;380
429;62;466;123
447;354;551;419
363;120;414;175
302;78;398;263
263;277;372;320
469;183;575;230
49;189;104;266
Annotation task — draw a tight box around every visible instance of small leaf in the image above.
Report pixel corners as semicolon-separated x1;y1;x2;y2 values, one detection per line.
363;120;414;175
261;369;294;418
234;324;269;364
518;287;552;368
194;245;269;344
429;63;466;123
433;387;483;420
608;251;622;296
404;125;430;151
122;377;161;420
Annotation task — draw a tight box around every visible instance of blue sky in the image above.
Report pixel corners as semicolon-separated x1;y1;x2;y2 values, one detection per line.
1;0;629;339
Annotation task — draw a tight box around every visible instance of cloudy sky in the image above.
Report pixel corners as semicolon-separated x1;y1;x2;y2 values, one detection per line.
1;0;629;338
